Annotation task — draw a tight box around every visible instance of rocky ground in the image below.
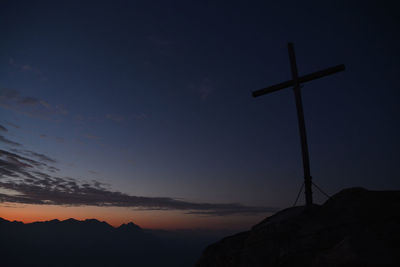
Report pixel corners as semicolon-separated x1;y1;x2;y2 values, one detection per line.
196;188;400;267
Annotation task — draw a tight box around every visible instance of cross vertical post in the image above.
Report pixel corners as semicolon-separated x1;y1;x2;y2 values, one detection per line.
288;43;313;208
251;43;344;209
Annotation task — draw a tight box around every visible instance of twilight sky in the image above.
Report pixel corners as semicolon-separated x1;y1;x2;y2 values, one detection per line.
1;0;399;229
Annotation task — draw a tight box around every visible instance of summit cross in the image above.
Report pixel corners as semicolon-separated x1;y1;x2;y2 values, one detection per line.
252;43;345;209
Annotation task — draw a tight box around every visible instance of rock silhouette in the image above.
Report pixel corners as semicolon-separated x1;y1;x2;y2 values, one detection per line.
196;188;400;267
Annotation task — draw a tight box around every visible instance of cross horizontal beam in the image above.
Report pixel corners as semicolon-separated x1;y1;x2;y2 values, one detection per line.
252;64;345;98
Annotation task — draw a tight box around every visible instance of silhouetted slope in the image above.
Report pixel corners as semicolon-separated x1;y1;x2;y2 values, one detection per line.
0;217;223;267
196;188;400;266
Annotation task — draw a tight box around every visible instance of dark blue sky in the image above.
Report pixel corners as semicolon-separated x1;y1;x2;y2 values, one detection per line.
1;0;399;228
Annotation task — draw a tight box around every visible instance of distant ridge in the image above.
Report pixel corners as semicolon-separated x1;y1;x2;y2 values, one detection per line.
0;215;220;266
197;188;400;266
0;217;140;229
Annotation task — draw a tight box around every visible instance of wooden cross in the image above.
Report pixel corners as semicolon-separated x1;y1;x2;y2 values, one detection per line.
252;43;345;209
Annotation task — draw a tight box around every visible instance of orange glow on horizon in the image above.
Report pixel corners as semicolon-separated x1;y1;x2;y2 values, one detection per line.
0;203;269;230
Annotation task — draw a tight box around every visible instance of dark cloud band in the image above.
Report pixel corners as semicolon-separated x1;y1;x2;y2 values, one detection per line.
0;135;21;146
0;148;276;216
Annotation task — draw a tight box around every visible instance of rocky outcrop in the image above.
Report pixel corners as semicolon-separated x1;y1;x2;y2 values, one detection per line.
197;188;400;266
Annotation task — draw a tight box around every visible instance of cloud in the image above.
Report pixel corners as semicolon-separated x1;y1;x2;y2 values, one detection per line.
0;149;49;170
6;122;20;129
185;206;275;216
0;124;7;132
84;134;100;140
10;149;57;164
190;78;215;100
0;148;276;216
0;135;21;146
19;96;40;105
105;114;124;123
105;113;148;123
132;113;148;120
25;150;57;164
9;58;47;81
48;166;60;173
0;88;68;120
55;137;64;143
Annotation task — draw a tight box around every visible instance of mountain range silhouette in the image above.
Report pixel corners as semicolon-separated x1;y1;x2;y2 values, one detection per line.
0;217;226;267
3;188;399;267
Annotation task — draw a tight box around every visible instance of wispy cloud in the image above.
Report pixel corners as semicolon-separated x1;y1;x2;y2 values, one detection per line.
105;112;148;123
132;113;148;120
0;145;276;216
9;58;47;81
55;137;64;143
0;88;68;121
10;148;57;164
105;113;124;123
0;149;54;172
6;122;20;129
190;78;215;100
84;134;101;140
0;124;8;132
0;135;21;146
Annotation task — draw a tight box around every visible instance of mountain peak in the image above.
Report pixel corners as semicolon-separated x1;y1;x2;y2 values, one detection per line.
118;222;141;231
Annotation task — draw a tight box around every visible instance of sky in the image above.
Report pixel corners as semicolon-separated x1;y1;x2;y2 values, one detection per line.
1;0;399;229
